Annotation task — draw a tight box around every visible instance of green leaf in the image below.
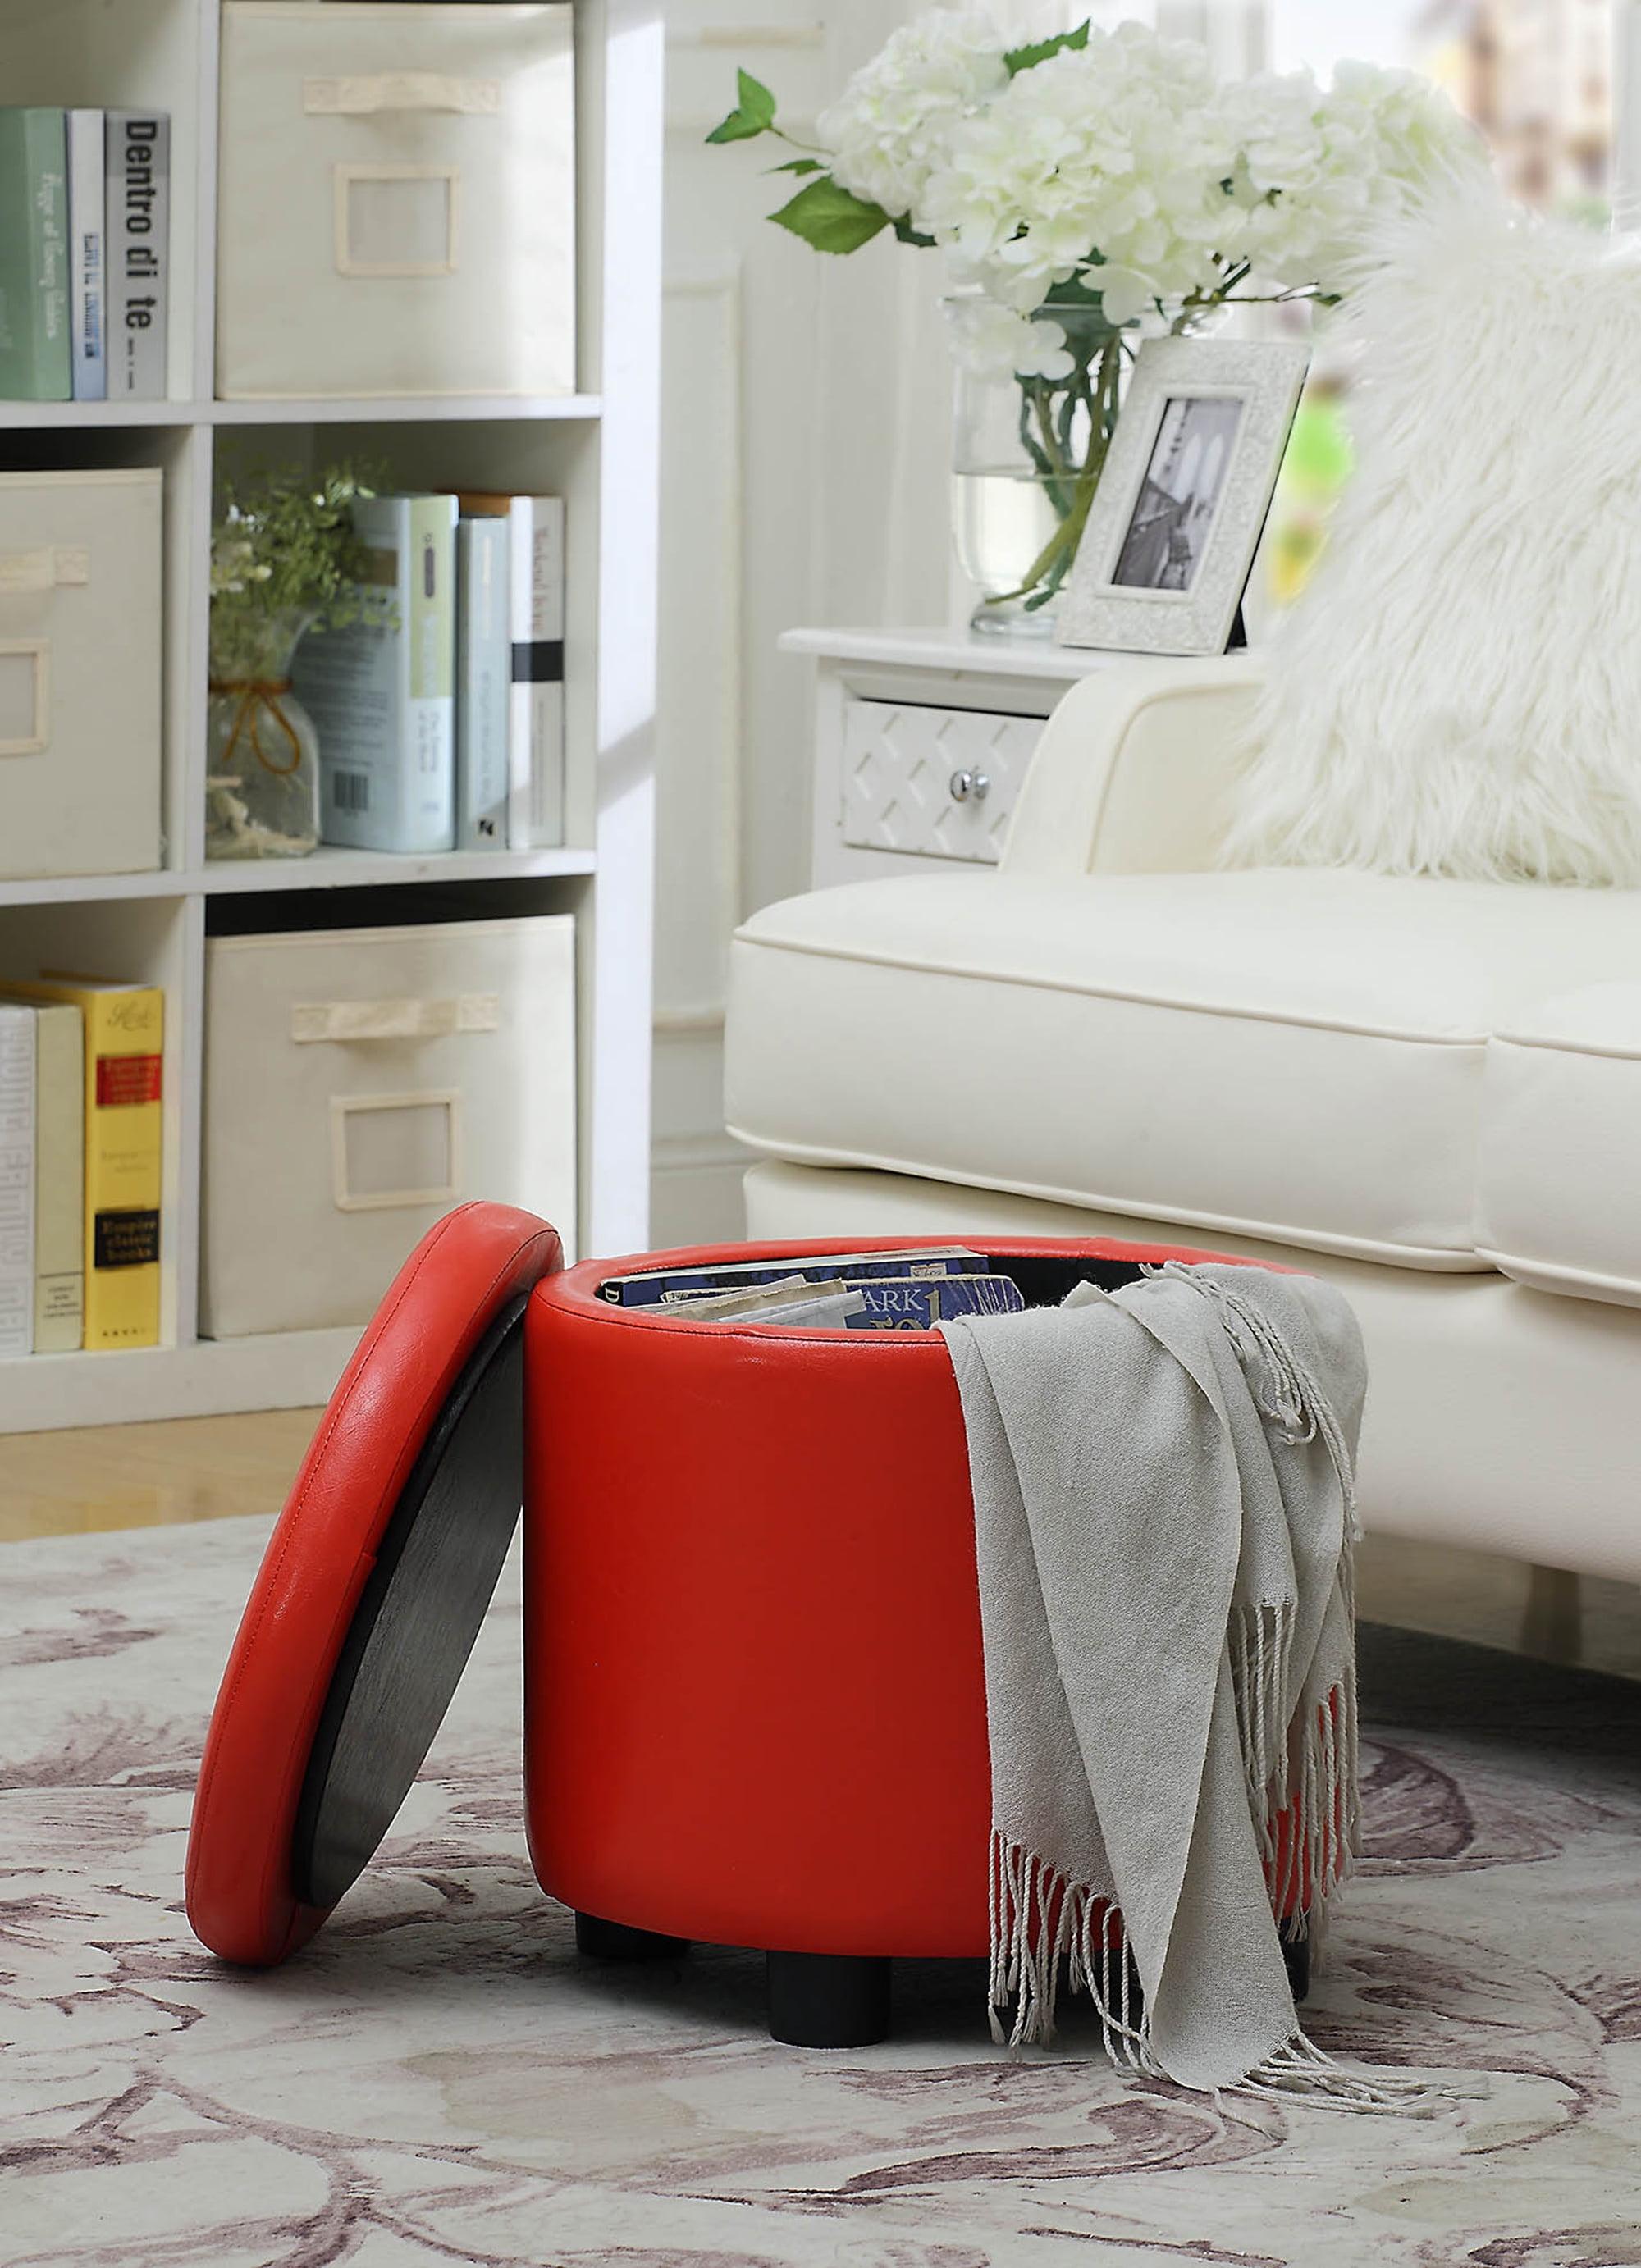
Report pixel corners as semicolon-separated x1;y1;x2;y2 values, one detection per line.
770;176;891;254
767;156;825;175
738;70;776;128
1003;19;1090;74
706;67;779;142
706;107;764;144
892;214;937;248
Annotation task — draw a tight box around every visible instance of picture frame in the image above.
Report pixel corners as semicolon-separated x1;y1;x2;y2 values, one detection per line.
1057;336;1310;657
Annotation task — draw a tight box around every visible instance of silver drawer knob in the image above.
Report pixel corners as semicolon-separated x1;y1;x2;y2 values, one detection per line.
948;767;991;804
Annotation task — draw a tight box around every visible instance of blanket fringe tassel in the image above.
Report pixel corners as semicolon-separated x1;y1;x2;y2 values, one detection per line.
992;1600;1438;2117
990;1828;1444;2114
1229;1599;1363;1945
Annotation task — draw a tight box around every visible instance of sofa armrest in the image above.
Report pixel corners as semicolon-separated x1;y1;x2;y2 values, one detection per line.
1001;656;1265;879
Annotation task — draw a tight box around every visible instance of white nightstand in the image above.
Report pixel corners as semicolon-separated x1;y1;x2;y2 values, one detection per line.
782;627;1127;889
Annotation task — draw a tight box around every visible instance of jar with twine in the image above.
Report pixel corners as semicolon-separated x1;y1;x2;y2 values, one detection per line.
206;605;321;860
206;467;385;860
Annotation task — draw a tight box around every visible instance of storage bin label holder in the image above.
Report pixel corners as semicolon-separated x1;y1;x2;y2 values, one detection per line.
303;73;496;281
0;547;89;761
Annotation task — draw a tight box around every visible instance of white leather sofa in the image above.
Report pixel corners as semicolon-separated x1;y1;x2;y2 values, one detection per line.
725;659;1641;1585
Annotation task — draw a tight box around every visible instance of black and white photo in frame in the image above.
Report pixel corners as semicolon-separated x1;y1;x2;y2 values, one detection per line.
1058;337;1310;657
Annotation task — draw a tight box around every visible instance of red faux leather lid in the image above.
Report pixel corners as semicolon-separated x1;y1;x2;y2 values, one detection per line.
185;1202;562;1967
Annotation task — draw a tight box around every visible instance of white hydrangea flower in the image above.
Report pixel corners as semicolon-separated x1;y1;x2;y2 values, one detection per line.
916;25;1241;325
1329;60;1488;217
817;7;1008;221
1219;62;1484;292
807;15;1484;343
944;296;1074;382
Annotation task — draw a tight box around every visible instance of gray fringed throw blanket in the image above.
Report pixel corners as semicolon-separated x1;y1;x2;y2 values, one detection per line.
939;1261;1425;2111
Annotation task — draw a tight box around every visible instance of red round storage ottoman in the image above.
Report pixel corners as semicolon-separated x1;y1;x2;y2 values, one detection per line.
187;1204;1287;2047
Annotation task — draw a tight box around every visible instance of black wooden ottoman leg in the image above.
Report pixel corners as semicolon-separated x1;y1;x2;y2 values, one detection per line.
766;1951;892;2047
1281;1923;1311;2005
575;1911;690;1961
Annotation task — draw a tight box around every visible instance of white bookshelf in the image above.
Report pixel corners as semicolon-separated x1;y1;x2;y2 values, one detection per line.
0;0;662;1434
5;395;607;428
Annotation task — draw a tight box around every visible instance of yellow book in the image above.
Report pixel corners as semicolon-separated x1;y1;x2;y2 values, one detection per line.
5;977;162;1351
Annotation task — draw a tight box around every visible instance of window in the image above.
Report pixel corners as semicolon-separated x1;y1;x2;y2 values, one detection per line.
1265;0;1617;217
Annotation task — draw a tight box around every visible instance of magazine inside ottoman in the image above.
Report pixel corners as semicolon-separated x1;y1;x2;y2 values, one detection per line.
597;1245;1169;1327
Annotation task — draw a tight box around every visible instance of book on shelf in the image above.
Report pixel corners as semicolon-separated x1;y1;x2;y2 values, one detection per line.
457;492;566;849
0;1006;35;1359
66;108;106;403
295;494;459;855
28;1001;85;1353
0;993;85;1353
455;513;511;850
105;109;168;402
5;976;162;1353
0;107;71;402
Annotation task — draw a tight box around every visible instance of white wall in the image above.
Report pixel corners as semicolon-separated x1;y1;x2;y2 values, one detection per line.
651;0;962;1242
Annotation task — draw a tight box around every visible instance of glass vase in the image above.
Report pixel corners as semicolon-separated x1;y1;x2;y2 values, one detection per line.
951;302;1127;641
205;607;321;860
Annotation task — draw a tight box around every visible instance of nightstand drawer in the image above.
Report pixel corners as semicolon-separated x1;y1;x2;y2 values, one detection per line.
840;698;1043;865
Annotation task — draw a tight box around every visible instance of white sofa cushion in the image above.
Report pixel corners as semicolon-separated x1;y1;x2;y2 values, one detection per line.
726;867;1641;1270
1478;982;1641;1306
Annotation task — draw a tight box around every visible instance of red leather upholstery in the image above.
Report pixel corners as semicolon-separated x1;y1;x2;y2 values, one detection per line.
186;1202;562;1966
523;1233;1255;1959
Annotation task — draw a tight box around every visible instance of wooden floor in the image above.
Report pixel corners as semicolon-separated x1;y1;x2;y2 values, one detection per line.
2;1409;1639;1680
0;1408;322;1543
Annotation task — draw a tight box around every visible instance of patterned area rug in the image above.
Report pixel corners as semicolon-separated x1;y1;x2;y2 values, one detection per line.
4;1515;1641;2268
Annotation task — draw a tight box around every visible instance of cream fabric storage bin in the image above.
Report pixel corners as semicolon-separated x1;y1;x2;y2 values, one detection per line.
201;914;575;1336
217;2;575;400
0;469;162;880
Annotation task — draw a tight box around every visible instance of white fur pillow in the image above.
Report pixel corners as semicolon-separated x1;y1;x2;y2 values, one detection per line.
1224;186;1641;886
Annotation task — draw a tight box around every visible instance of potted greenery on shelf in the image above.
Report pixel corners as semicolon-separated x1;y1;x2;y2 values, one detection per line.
711;11;1481;634
207;463;385;860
